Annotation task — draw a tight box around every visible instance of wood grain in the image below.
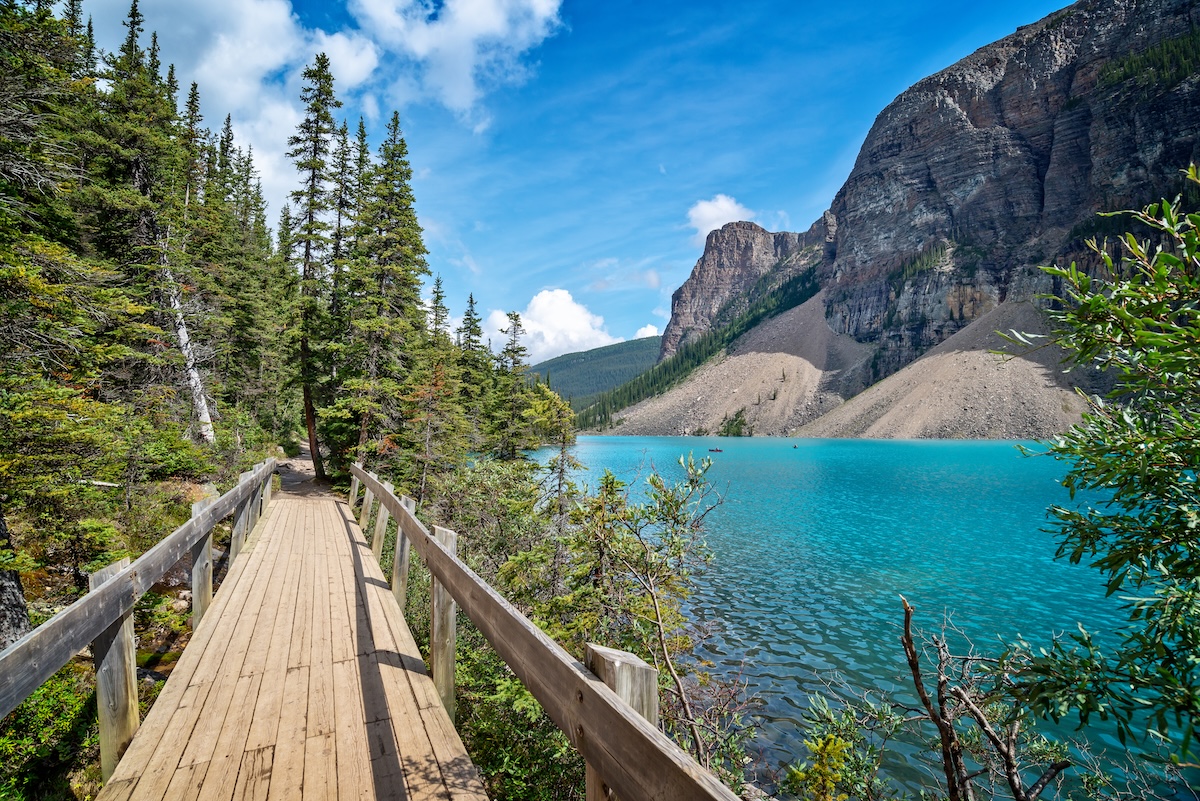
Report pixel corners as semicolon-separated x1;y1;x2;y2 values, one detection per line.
353;464;739;801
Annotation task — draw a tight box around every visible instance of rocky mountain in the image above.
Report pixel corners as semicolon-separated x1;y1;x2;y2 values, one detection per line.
615;300;1106;438
660;0;1200;391
659;217;833;359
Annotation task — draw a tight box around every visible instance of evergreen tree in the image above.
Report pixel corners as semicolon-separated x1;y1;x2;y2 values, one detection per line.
488;311;536;459
456;293;492;448
285;52;341;478
336;110;428;470
405;276;468;503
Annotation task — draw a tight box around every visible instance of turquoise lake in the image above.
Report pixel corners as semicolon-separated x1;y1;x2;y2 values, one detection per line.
555;435;1126;775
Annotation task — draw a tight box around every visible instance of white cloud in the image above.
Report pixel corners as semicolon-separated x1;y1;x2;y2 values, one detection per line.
635;324;660;339
349;0;562;113
687;194;755;247
87;0;562;220
486;289;620;363
313;30;381;90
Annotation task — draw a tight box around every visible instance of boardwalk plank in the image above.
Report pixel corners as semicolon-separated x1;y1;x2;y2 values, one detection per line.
303;733;337;801
178;502;294;769
192;673;263;801
266;666;309;801
308;503;336;739
245;507;305;751
162;761;208;801
232;746;274;801
333;657;372;801
96;496;486;801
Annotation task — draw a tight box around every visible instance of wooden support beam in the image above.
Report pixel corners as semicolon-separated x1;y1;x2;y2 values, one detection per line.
0;460;275;721
247;464;262;532
350;465;739;801
431;525;458;722
262;464;273;508
371;482;393;565
359;484;375;531
584;645;660;801
91;558;139;782
191;497;215;628
391;496;415;609
348;468;360;511
231;470;253;562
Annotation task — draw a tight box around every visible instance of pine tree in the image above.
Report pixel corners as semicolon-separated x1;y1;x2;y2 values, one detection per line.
327;120;354;380
455;293;492;448
337;110;429;470
488;311;536;460
405;276;468;502
285;52;341;479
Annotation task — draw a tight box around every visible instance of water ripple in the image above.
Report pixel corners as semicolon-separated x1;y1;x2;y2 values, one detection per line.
553;436;1126;776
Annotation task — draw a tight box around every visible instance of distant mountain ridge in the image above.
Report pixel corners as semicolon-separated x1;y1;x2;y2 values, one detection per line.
529;337;660;410
662;0;1200;379
596;0;1200;437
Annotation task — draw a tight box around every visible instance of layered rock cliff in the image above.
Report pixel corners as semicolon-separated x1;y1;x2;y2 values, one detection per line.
661;0;1200;385
659;216;833;359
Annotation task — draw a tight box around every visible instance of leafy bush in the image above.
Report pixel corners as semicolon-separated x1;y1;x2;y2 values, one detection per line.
0;664;99;801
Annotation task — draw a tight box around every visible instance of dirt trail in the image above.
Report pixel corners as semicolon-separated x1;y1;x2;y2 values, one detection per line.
274;444;338;498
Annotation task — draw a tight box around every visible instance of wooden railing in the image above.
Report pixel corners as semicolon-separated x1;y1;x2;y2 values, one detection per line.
0;459;276;779
349;464;740;801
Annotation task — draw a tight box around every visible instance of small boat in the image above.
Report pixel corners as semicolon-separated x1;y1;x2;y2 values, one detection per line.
708;448;723;452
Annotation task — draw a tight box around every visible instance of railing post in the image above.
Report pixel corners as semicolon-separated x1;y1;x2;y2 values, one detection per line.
348;466;361;512
391;495;416;608
584;644;660;801
231;469;253;561
262;463;273;508
431;525;458;722
247;463;262;532
191;496;215;628
359;478;375;530
371;481;393;564
90;558;138;782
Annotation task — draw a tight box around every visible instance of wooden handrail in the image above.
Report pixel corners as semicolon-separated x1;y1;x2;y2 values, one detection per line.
0;458;276;721
350;464;739;801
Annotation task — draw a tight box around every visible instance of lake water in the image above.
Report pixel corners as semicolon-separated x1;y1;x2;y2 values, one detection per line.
554;435;1126;778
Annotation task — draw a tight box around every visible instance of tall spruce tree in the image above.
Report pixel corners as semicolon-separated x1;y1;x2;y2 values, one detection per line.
455;293;492;448
285;53;341;478
488;311;536;459
335;109;428;470
405;276;468;502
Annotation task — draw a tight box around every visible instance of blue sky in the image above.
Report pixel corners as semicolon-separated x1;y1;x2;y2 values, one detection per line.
87;0;1069;361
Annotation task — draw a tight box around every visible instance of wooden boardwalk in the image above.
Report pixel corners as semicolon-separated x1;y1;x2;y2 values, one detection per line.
96;493;488;801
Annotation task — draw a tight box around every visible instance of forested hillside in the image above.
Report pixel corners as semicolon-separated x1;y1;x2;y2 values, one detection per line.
528;335;660;410
0;4;760;799
0;2;589;795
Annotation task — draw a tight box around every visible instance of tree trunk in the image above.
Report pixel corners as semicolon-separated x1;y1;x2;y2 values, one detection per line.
163;266;215;444
301;361;325;479
0;503;31;651
158;217;215;445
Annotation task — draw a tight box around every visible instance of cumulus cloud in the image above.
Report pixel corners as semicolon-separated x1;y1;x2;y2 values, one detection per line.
313;29;381;90
87;0;562;218
687;194;755;247
635;324;660;339
349;0;562;112
486;289;620;363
